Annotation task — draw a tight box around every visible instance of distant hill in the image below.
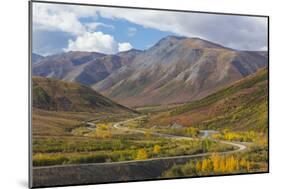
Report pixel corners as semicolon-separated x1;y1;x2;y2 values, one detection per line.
32;76;136;113
32;53;44;64
32;51;105;83
32;36;268;107
32;50;141;85
148;68;268;132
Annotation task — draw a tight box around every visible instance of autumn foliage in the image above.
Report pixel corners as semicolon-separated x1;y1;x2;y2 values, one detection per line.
195;154;251;174
135;149;148;160
164;154;253;178
153;145;161;154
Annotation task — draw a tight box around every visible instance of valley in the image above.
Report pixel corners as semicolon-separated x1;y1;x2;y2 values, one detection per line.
32;36;268;186
32;67;268;185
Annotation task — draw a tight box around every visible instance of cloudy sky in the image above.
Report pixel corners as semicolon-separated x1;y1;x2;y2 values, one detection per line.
32;2;268;56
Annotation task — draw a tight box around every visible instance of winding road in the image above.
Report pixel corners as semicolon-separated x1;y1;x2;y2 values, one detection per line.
111;116;247;159
38;116;247;168
32;115;248;187
112;116;193;140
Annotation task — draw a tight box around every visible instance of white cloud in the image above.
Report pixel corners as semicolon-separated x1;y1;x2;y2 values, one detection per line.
33;3;87;35
118;42;133;52
86;22;114;32
63;32;118;54
34;3;133;54
33;3;268;52
98;8;268;50
63;31;133;54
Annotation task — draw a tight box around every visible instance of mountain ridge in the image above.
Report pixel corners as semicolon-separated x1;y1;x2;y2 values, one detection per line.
32;53;44;64
32;35;268;107
92;36;267;107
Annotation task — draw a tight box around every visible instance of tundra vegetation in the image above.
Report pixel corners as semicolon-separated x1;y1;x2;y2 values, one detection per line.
32;68;268;178
33;115;234;166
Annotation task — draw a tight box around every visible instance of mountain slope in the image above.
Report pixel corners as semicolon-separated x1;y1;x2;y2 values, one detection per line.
32;76;136;113
147;68;268;132
32;51;106;82
32;53;44;64
32;50;141;86
32;36;268;108
93;36;268;107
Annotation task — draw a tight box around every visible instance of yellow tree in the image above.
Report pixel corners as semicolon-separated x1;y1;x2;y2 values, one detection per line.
153;145;161;154
201;159;210;172
98;124;109;130
225;156;238;172
225;156;231;172
186;127;198;138
240;158;251;171
240;158;247;170
211;154;221;172
219;157;226;173
246;161;251;172
136;149;148;160
196;161;202;173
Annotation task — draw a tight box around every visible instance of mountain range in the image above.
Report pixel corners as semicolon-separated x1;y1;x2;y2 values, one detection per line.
32;36;268;107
